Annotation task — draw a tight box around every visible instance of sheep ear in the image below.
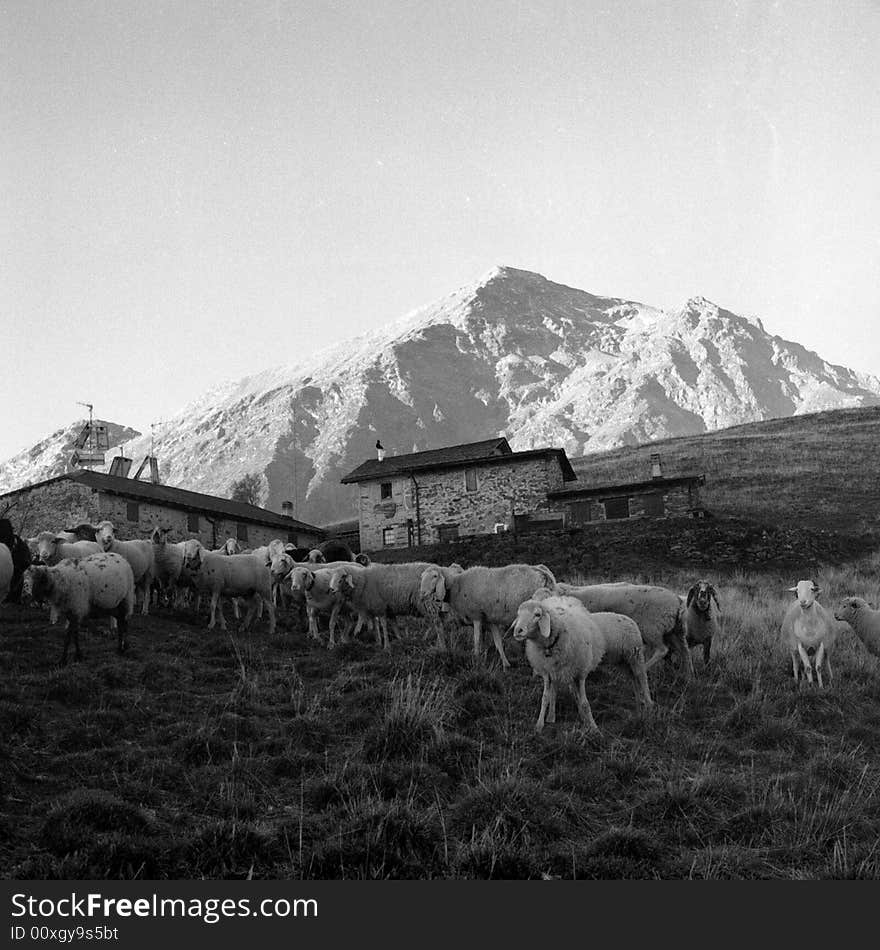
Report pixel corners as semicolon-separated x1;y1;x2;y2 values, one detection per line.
686;585;698;607
710;586;721;611
787;586;798;592
537;608;551;640
813;587;822;597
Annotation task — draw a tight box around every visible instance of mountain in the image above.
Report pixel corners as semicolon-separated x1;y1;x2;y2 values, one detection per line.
4;267;880;524
0;420;141;495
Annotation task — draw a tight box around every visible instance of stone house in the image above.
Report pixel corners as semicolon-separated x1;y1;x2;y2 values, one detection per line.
548;473;705;526
340;437;577;550
0;470;324;550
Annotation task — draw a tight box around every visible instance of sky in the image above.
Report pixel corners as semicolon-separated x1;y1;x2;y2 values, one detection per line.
2;0;879;460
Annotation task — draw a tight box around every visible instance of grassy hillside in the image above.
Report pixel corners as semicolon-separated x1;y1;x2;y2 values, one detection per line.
3;553;880;880
568;406;880;535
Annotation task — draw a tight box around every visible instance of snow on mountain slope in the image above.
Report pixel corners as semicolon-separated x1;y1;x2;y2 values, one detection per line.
4;266;879;525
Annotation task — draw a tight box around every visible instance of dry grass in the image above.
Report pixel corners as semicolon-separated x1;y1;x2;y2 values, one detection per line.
2;551;880;879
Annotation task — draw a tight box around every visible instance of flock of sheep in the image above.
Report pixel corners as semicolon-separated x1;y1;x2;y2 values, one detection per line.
2;517;880;733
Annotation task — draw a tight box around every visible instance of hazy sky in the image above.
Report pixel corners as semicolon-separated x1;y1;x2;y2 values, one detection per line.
3;0;878;460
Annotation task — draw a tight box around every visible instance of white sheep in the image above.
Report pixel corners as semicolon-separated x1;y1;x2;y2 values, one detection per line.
21;552;135;664
0;544;12;604
328;561;439;650
214;538;242;555
182;544;276;634
94;521;156;616
554;582;693;679
420;563;557;668
781;580;836;687
34;531;102;565
289;563;356;645
681;580;722;664
512;595;650;733
833;597;880;659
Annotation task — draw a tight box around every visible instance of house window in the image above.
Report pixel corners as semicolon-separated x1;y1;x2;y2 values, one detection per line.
126;502;139;523
187;512;200;532
603;496;630;520
644;493;665;517
438;524;460;543
465;468;478;492
382;527;396;547
569;501;593;525
380;482;393;500
236;523;248;542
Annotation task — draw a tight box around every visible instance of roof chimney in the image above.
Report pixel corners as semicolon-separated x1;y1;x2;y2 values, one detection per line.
650;453;662;480
281;500;293;519
376;439;385;462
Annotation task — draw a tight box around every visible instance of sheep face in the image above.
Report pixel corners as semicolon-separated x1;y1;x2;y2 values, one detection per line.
94;521;116;552
290;567;315;592
269;553;294;581
182;540;203;572
512;601;551;642
307;549;326;564
687;580;719;613
34;533;61;563
220;539;240;555
788;580;821;610
419;566;445;605
834;597;868;623
354;553;371;567
327;569;355;596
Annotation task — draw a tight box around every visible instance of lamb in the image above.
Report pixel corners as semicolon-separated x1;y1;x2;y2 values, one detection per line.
182;544;276;634
34;531;102;565
94;521;156;615
420;563;557;668
553;582;693;679
328;561;438;649
681;580;722;664
833;597;880;658
20;552;135;664
289;562;361;644
781;580;836;687
511;595;652;733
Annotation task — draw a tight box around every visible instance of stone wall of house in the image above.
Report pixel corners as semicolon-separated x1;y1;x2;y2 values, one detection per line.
1;480;320;550
562;481;701;525
358;457;566;551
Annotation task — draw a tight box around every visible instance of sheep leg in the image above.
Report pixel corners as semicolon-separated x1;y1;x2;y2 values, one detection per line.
116;607;129;654
574;676;599;733
815;642;826;688
824;652;834;684
643;642;669;671
378;616;390;650
536;675;552;732
328;603;342;648
671;633;694;680
307;606;321;641
241;594;259;631
703;639;711;665
797;643;813;685
629;653;653;711
488;623;511;670
61;619;82;665
140;579;150;616
472;618;483;660
210;590;227;631
547;681;557;724
264;596;276;635
791;651;800;683
232;597;241;621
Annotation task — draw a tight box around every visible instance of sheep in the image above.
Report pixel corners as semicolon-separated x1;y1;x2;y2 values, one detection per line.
150;527;193;607
93;520;156;615
781;580;836;687
833;597;880;659
214;538;241;555
20;552;135;664
307;548;327;564
328;561;440;649
681;580;722;664
289;562;360;645
420;563;556;669
0;518;32;604
354;553;371;567
318;539;355;563
63;523;98;542
182;544;276;634
511;595;651;733
553;582;693;679
34;531;102;565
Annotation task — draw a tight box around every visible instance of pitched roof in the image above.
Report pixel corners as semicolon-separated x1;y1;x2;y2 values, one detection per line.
547;473;705;499
340;437;577;483
0;470;324;535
